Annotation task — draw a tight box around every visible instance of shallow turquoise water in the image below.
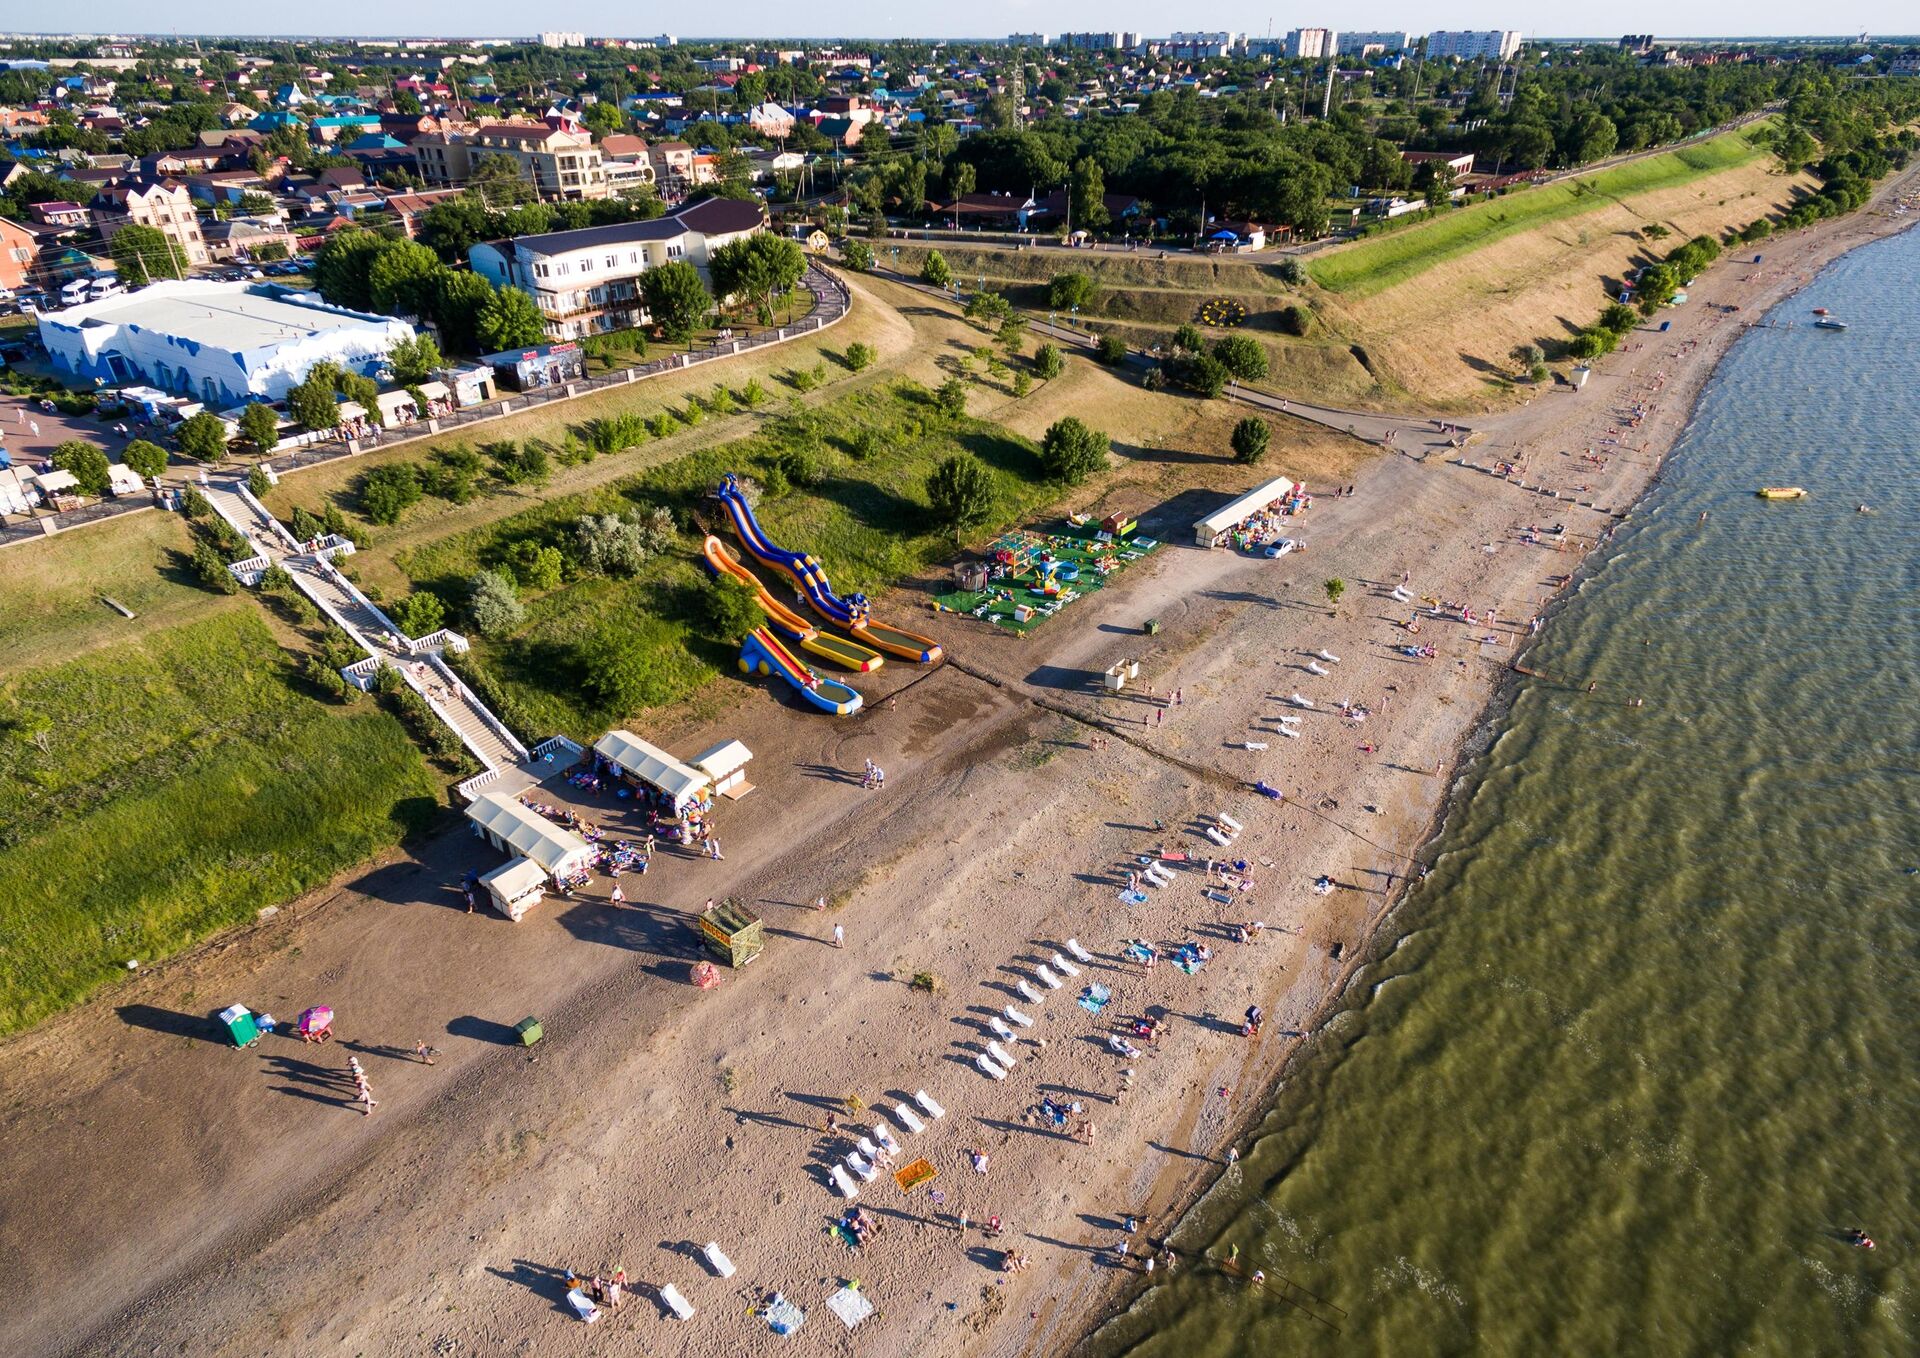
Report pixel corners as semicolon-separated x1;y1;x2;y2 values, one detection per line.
1091;225;1920;1357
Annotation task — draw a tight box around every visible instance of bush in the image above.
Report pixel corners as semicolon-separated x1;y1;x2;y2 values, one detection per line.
247;466;271;499
51;440;111;497
466;569;525;635
487;439;550;486
776;444;832;488
505;540;566;591
121;438;168;481
997;315;1029;352
1140;366;1167;392
648;411;680;440
741;377;769;408
291;506;324;540
1172;323;1207;355
1277;304;1311;338
1096;334;1128;365
1231;416;1271;464
1012;370;1033;398
841;238;874;271
1275;258;1305;285
419;445;482;503
846;428;883;460
1213;334;1268;381
1032;344;1064;379
1530;362;1551;384
701;574;763;640
179;486;212;520
933;377;968;416
1039;417;1110;486
845;340;876;372
175;412;230;463
926;452;996;534
358;464;422;525
569;510;666;577
1598;304;1639;335
920;250;953;288
390;591;447;636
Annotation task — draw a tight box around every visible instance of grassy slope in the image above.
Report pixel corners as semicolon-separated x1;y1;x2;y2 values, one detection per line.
1306;128;1768;296
0;611;438;1035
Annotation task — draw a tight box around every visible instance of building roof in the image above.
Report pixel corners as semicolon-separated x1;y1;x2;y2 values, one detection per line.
479;855;547;902
593;730;710;804
465;793;592;875
672;196;764;236
43;281;399;354
691;739;753;780
492;196;762;260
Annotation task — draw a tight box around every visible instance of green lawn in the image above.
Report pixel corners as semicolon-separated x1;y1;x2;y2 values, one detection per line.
0;611;438;1035
1306;126;1770;297
402;378;1061;740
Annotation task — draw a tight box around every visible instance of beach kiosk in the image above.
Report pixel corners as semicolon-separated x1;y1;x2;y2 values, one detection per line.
692;739;755;800
481;340;586;392
699;897;765;968
593;730;711;815
465;792;594;903
479;856;549;922
1192;476;1299;548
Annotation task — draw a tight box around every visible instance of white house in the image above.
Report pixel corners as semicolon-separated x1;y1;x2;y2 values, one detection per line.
37;280;415;405
468;197;764;340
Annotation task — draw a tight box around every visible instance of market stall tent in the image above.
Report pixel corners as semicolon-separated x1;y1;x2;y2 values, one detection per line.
593;730;710;812
692;739;754;799
480;856;548;922
1192;476;1299;547
465;792;593;881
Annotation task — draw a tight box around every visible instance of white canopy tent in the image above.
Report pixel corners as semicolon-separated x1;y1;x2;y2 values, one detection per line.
465;792;593;881
1193;475;1299;547
594;729;710;811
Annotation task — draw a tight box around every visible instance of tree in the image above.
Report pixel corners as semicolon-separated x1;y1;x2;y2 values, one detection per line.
475;285;546;352
359;464;422;524
1231;417;1271;464
237;401;280;451
1048;271;1096;311
1096;334;1128;365
1177;353;1230;398
365;239;443;316
1172;323;1207;355
504;541;566;591
466;569;525;635
1039;417;1110;486
1324;577;1346;611
920;250;953;289
311;228;387;311
844;341;876;372
964;290;1011;327
841;237;874;272
190;540;237;593
337;371;379;417
386;333;444;384
1069;155;1109;231
947;160;977;198
1509;343;1546;375
934;377;969;416
288;373;340;432
1599;303;1638;335
432;270;496;355
175;411;231;462
1213;335;1268;382
108;224;187;282
997;315;1029;352
390;591;446;637
709;233;804;325
120;438;168;480
1032;344;1063;379
417;195;491;264
701;574;763;641
51;440;111;496
248;466;271;498
639;261;711;345
569;512;656;577
926;452;995;535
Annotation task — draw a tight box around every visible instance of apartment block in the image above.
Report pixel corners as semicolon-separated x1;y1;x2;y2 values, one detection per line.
413;121;608;200
1427;30;1524;61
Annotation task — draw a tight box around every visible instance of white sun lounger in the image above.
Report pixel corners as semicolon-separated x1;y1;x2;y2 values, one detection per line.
1036;964;1061;989
874;1125;901;1156
1277;726;1299;738
1205;825;1233;846
659;1283;696;1321
847;1151;879;1181
1142;865;1173;887
1289;693;1315;709
704;1242;737;1278
975;1051;1007;1080
1003;1005;1033;1028
914;1090;947;1120
1306;661;1329;676
1066;938;1094;963
990;1016;1017;1040
830;1163;860;1198
894;1103;926;1134
1318;650;1342;663
1051;952;1079;977
567;1289;602;1323
1016;978;1041;1003
986;1039;1015;1066
1241;740;1269;749
856;1136;877;1159
1218;812;1243;834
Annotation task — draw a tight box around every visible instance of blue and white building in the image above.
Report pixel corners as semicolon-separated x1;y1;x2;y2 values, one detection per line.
37;281;415;406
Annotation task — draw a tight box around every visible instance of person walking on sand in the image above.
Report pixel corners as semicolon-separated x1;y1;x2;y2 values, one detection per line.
610;883;625;905
814;895;826;912
357;1078;376;1115
832;923;844;948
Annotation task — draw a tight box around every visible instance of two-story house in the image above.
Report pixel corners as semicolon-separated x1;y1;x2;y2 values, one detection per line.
91;179;210;267
413;121;609;201
467;196;764;341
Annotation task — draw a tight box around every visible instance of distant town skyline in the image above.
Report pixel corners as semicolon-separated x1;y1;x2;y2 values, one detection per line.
5;3;1917;42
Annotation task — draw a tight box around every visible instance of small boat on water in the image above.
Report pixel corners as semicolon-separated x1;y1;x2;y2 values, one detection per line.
1757;487;1808;500
1812;307;1829;315
1814;317;1849;330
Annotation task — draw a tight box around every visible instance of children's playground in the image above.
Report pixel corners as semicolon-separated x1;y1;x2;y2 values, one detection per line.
933;517;1163;636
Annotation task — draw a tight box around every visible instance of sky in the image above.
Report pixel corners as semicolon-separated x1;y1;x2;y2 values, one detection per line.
10;2;1918;40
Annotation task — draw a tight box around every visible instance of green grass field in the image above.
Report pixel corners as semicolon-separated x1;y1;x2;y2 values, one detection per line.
0;611;438;1035
403;378;1064;739
1306;127;1769;297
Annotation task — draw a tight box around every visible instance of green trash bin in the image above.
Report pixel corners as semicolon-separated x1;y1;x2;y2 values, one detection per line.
514;1016;543;1047
219;1003;260;1048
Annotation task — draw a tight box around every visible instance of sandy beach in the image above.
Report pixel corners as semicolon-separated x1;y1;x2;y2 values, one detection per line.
2;165;1916;1358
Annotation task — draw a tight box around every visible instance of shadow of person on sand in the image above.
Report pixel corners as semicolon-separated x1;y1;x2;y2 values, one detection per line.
486;1260;576;1315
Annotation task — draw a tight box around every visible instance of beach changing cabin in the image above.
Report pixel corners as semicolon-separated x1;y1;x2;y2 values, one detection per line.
1193;476;1300;548
692;739;754;799
465;792;593;897
593;730;711;814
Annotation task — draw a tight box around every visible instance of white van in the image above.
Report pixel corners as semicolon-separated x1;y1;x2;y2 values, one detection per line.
87;276;126;300
59;278;91;306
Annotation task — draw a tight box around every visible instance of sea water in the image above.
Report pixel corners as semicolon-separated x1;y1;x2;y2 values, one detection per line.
1090;224;1920;1357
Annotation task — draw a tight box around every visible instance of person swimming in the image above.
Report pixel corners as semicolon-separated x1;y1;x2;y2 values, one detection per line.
1848;1228;1876;1250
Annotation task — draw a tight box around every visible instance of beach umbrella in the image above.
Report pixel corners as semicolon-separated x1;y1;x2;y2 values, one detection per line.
296;1005;333;1036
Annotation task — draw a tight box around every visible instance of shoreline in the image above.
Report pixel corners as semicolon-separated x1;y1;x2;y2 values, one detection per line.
2;169;1916;1358
1053;164;1920;1356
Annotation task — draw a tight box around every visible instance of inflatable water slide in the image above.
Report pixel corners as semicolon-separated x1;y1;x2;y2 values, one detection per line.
715;474;944;664
700;535;884;672
739;627;863;715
